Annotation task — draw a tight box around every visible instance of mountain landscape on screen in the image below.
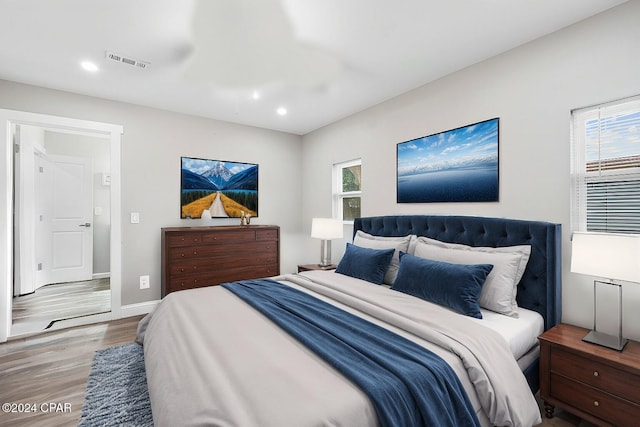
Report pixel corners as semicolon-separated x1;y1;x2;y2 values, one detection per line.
181;157;258;218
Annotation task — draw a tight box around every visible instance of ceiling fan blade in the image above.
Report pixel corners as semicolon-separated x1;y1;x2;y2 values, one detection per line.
184;0;341;88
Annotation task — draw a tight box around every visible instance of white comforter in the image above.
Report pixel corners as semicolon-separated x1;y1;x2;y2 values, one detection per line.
138;271;541;427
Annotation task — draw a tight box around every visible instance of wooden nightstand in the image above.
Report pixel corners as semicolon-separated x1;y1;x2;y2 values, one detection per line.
297;264;336;273
539;323;640;426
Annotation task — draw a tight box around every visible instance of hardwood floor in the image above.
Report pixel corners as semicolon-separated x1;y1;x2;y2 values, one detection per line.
0;315;143;427
0;315;593;427
12;278;110;336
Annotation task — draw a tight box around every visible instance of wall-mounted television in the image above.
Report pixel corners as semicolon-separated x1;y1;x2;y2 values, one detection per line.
181;156;258;218
396;118;499;203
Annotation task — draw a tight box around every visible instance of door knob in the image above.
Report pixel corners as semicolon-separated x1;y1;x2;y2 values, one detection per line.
79;223;92;228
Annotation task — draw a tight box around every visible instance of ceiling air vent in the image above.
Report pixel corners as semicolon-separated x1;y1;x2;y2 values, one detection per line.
105;51;151;70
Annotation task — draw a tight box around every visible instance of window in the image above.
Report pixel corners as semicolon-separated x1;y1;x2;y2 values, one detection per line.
571;95;640;233
333;159;361;222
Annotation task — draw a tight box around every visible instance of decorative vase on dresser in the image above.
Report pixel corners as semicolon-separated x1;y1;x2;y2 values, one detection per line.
161;225;279;297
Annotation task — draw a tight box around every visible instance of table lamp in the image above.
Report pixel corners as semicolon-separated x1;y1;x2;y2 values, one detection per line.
571;232;640;351
311;218;343;267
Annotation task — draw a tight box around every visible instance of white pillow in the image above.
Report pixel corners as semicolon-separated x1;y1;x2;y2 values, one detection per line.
353;231;411;285
413;237;531;285
413;237;531;317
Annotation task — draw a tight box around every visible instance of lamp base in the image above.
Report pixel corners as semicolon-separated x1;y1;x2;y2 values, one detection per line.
582;330;628;351
319;239;332;267
315;264;335;270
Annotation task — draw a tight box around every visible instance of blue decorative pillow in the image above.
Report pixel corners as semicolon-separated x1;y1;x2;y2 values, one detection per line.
392;252;493;318
335;243;395;284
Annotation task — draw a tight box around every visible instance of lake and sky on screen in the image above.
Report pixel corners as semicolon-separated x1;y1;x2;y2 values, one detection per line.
397;118;499;203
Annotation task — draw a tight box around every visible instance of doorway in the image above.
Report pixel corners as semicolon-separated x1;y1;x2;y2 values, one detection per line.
0;109;123;342
12;125;111;334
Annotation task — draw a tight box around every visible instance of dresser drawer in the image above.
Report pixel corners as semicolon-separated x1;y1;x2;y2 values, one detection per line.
201;229;256;244
256;229;278;241
167;264;279;292
551;373;640;426
166;232;203;247
166;274;222;293
167;242;276;261
551;347;640;404
168;255;278;277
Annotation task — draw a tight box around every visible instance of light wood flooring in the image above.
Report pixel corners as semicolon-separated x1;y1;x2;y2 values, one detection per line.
12;278;110;336
0;315;144;427
0;315;594;427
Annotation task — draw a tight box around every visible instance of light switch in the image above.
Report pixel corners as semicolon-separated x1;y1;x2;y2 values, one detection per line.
130;212;140;224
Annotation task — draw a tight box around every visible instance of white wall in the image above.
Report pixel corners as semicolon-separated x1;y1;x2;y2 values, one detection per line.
0;79;303;305
302;2;640;339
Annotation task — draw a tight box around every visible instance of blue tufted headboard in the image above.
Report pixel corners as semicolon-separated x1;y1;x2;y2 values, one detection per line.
353;215;562;330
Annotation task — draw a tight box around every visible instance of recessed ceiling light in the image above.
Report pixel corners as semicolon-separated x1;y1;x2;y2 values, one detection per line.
81;61;98;72
252;91;260;100
277;107;287;116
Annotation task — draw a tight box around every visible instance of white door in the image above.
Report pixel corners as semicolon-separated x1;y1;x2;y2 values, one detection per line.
47;154;94;284
34;152;53;289
13;125;38;296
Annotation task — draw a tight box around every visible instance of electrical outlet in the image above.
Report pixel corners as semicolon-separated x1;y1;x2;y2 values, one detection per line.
139;275;150;289
130;212;140;224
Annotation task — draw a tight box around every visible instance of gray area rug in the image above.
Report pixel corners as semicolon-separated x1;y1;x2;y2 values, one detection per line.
79;343;153;426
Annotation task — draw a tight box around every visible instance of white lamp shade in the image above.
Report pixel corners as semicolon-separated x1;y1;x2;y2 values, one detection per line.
571;232;640;283
311;218;343;240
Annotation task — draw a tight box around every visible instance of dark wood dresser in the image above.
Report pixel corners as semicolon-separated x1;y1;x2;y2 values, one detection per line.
161;225;280;297
539;323;640;426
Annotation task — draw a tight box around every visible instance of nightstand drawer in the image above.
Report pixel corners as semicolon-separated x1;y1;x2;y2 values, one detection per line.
551;347;640;404
551;373;640;426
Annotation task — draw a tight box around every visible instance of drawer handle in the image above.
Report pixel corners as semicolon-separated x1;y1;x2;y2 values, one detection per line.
193;266;197;270
180;268;185;272
594;401;599;407
193;251;198;255
181;253;185;257
593;371;599;377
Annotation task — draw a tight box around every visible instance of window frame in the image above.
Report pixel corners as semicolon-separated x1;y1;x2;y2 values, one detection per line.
571;95;640;234
333;158;362;223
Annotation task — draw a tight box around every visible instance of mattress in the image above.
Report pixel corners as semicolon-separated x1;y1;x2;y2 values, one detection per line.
475;306;544;361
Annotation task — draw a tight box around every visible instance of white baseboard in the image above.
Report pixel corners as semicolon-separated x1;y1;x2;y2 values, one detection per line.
120;300;160;317
92;272;111;279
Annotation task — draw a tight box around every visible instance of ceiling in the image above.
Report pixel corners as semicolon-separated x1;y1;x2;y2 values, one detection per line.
0;0;626;135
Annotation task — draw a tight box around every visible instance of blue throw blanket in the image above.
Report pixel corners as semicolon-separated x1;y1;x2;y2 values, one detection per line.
223;279;480;427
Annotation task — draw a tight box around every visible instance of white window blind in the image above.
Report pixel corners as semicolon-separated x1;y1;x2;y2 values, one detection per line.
571;95;640;233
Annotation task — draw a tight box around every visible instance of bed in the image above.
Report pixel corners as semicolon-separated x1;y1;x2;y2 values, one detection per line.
138;215;561;427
